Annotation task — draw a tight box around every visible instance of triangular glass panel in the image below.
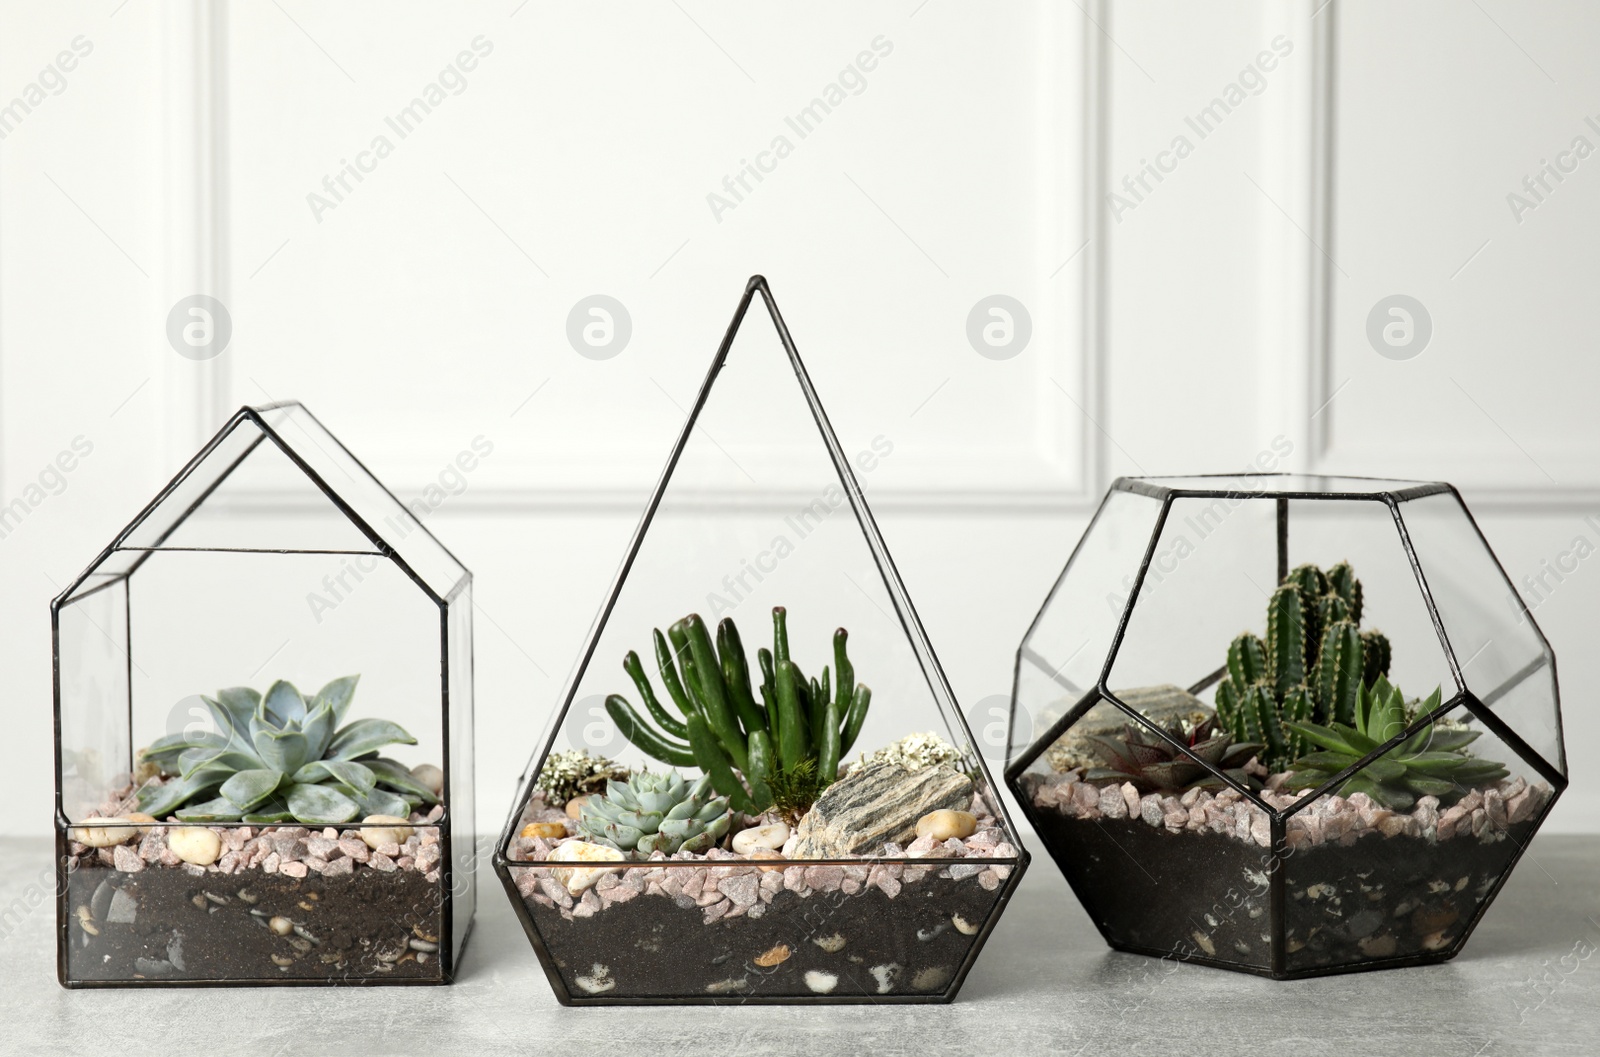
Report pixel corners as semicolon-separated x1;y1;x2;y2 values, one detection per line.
496;277;1027;1004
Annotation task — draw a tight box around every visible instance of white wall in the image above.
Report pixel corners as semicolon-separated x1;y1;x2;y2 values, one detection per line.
4;1;1595;836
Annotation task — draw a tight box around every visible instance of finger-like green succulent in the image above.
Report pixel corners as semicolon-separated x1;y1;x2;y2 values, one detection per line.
577;771;731;856
603;607;871;816
1284;677;1509;811
135;676;438;825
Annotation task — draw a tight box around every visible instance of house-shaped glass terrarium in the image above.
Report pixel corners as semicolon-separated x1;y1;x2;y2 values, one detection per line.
53;402;475;986
1006;474;1565;978
494;277;1028;1004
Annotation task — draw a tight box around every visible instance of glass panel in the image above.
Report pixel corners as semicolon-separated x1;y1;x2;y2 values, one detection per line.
446;583;477;968
1397;491;1561;772
1279;703;1554;974
118;416;267;549
1014;697;1273;971
1134;473;1432;495
503;284;1022;1001
1012;487;1164;764
256;404;469;599
57;579;131;823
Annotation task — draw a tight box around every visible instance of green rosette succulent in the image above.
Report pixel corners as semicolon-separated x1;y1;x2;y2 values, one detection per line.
577;771;731;856
1284;677;1509;811
1085;717;1261;795
135;676;439;825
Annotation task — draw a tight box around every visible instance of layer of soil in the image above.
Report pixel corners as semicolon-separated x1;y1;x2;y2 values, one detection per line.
1030;808;1535;974
517;873;1003;1000
64;860;445;984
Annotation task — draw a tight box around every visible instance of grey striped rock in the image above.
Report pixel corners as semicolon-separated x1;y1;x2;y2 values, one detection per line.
791;762;973;858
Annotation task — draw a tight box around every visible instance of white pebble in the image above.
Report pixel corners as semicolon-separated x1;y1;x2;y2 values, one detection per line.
168;827;222;866
411;764;445;797
69;818;138;848
359;815;414;851
804;970;838;994
731;822;790;855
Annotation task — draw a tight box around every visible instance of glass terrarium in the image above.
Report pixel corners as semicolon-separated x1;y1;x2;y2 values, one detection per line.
1006;474;1565;979
494;277;1028;1004
53;402;475;986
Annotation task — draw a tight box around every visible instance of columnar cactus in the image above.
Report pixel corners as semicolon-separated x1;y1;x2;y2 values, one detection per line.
1215;562;1392;770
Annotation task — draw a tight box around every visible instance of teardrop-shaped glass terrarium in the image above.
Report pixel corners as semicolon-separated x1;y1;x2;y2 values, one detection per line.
494;277;1028;1004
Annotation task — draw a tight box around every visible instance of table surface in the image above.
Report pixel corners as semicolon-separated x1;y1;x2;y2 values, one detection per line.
6;833;1597;1056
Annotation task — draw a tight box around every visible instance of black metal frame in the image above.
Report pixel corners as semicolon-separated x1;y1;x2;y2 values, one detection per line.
1004;473;1567;980
492;275;1030;1005
51;401;476;987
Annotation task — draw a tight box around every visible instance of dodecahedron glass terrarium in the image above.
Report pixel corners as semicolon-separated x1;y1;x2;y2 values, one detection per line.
494;277;1028;1004
53;402;475;986
1006;474;1565;979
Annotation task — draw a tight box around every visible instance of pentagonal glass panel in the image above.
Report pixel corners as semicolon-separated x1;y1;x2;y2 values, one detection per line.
1132;473;1432;495
1010;486;1164;765
54;403;471;986
496;279;1025;1003
1396;490;1563;773
1279;701;1556;975
1014;695;1274;971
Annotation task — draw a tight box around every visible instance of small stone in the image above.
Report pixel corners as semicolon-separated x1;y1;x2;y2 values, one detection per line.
1359;933;1398;958
870;963;901;994
753;943;791;967
280;860;309;879
910;966;953;991
359;815;414;850
574;964;615;994
322;856;353;877
521;822;567;840
791;762;973;858
732;822;790;855
548;840;625;895
410;763;445;797
915;809;977;841
269;916;294;936
1140;795;1164;827
977;868;1002;891
565;796;590;820
113;845;144;873
719;874;760;907
952;913;980;936
368;852;398;873
804;970;838;994
69;818;138;848
169;827;223;866
1507;788;1535;824
106;888;138;924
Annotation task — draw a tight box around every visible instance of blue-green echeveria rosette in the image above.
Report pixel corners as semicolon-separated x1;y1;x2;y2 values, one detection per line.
135;675;440;826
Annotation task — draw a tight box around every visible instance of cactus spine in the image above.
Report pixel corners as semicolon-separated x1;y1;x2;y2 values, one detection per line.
1214;562;1391;771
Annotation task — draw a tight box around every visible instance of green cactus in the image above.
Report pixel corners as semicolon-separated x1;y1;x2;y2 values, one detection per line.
1214;562;1393;771
1284;678;1508;811
604;607;871;816
577;771;731;856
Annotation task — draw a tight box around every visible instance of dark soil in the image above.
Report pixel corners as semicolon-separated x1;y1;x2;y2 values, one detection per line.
63;862;446;984
519;875;1005;1000
1030;809;1534;975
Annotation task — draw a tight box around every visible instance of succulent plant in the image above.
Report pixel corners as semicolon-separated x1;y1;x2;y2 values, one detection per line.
1284;677;1509;811
604;607;871;815
1215;562;1393;770
1084;717;1261;795
577;771;731;856
135;676;438;825
535;748;630;806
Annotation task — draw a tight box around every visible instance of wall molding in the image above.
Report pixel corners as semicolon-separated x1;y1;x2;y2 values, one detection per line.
180;8;1111;514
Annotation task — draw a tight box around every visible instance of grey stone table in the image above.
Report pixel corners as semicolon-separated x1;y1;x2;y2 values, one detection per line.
6;835;1597;1056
